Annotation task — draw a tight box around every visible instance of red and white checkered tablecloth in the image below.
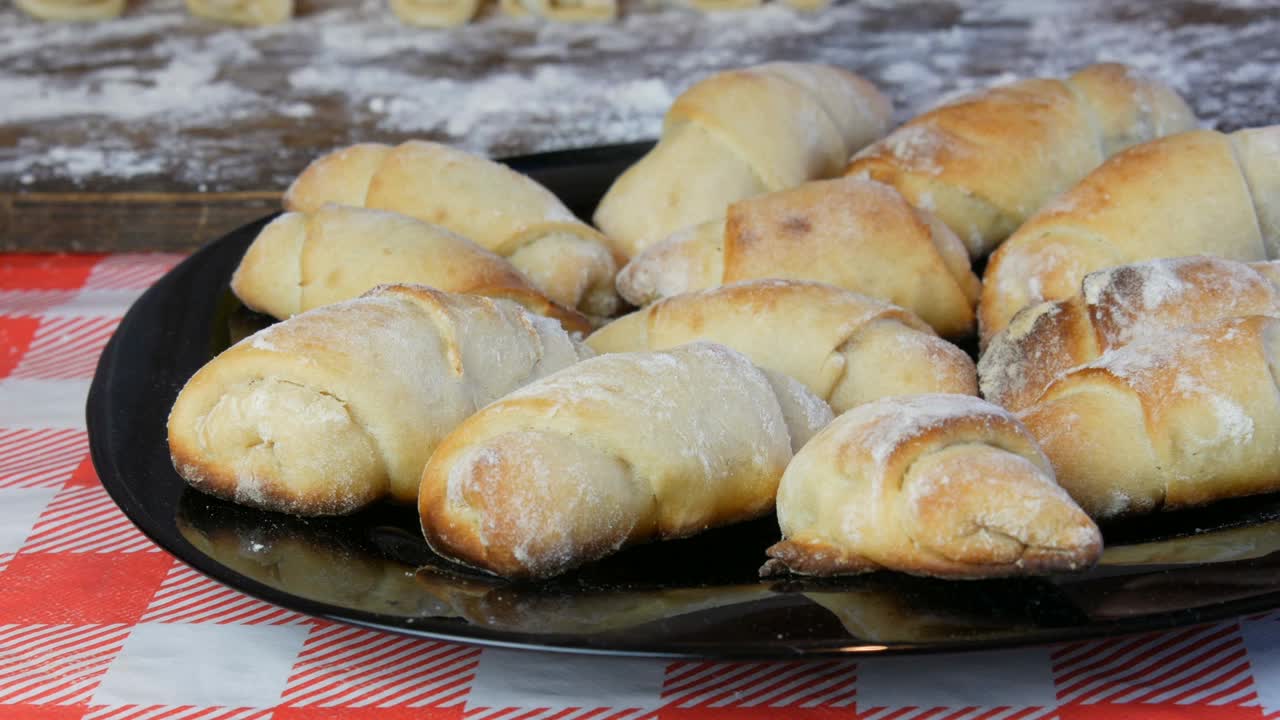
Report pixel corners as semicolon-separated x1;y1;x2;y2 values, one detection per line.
2;252;1280;720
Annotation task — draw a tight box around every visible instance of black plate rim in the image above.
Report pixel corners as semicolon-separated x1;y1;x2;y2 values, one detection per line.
86;142;1280;658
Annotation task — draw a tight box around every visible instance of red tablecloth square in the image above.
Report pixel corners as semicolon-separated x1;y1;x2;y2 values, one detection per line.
0;553;173;625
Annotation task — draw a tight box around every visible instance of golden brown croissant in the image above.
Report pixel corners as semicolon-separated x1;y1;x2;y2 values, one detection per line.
980;256;1280;412
1019;316;1280;519
588;280;977;413
615;178;980;337
168;285;590;516
284;141;619;317
418;342;833;579
979;126;1280;344
231;204;590;334
846;63;1195;259
594;63;891;259
764;394;1102;579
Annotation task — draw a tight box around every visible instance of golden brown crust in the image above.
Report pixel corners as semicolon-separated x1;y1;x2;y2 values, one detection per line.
587;279;977;413
168;285;588;517
845;64;1194;259
980;257;1280;412
618;177;981;337
232;206;591;334
979;128;1273;344
593;63;891;260
418;343;809;579
282;141;618;316
768;394;1101;579
1017;316;1280;518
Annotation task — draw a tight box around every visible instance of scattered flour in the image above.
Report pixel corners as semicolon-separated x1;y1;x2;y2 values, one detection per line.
1;0;1277;189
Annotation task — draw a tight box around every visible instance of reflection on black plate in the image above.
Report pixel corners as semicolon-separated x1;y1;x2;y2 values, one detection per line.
88;143;1280;657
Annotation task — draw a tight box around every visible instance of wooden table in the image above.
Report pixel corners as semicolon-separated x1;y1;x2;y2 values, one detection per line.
2;0;1277;251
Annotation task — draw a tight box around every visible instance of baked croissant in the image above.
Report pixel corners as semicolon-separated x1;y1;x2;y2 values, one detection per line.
979;126;1280;343
763;394;1102;579
587;280;977;413
418;342;833;580
616;178;980;336
284;141;619;318
231;204;591;334
15;0;124;20
980;256;1280;412
593;63;891;259
500;0;616;21
168;284;590;517
1018;315;1280;519
185;0;292;24
845;63;1195;259
389;0;481;26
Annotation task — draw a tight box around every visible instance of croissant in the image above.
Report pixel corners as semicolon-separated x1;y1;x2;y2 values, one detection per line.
231;204;591;334
593;63;891;259
979;126;1280;343
980;256;1280;412
185;0;292;24
389;0;481;26
168;284;589;517
1018;316;1280;519
284;141;619;317
15;0;123;20
500;0;616;21
763;394;1102;579
418;342;833;579
616;178;980;337
588;280;977;413
845;63;1195;259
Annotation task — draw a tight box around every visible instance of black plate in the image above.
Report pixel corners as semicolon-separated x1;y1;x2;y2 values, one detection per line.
88;143;1280;658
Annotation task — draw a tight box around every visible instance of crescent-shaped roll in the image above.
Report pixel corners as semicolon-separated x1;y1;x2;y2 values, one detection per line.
230;204;591;334
389;0;481;26
185;0;292;23
1018;315;1280;520
593;63;892;259
500;0;616;21
168;284;590;517
845;63;1196;259
15;0;124;20
763;394;1102;579
283;141;619;318
587;280;977;413
616;178;981;337
979;127;1280;344
418;342;833;580
980;257;1280;412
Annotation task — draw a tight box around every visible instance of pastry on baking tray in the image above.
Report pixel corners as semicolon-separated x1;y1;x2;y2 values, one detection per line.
980;126;1280;343
594;62;892;259
389;0;482;26
846;63;1195;259
763;394;1102;579
15;0;124;20
168;284;590;516
980;256;1280;412
231;204;591;334
1019;315;1280;520
285;141;619;318
418;342;833;579
185;0;293;24
615;177;980;336
587;279;976;413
